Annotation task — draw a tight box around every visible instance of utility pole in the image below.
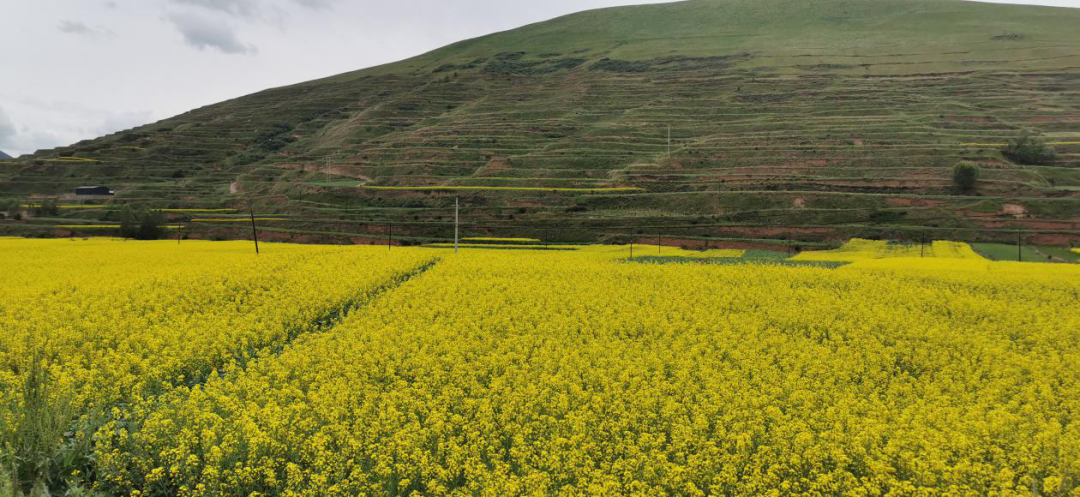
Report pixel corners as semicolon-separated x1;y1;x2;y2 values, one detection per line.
388;223;392;251
178;218;183;245
658;233;662;255
325;156;332;184
630;235;634;260
1017;230;1022;262
454;197;460;254
249;206;260;255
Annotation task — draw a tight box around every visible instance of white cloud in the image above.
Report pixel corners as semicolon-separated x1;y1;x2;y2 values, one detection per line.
172;0;259;18
57;20;114;38
0;108;16;150
97;110;155;136
0;106;66;157
167;11;256;55
290;0;336;10
0;99;155;156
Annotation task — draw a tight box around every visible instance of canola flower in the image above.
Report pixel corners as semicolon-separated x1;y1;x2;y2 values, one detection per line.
20;205;106;210
0;239;436;491
425;243;745;259
45;157;98;163
53;224;182;230
88;248;1080;495
460;237;542;243
792;238;983;262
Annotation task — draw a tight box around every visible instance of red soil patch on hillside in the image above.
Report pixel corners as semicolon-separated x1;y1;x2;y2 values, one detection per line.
976;219;1080;230
887;197;946;207
652;238;800;253
1030;233;1080;245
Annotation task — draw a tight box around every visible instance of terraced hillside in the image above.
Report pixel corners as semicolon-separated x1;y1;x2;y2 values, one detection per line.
2;0;1080;246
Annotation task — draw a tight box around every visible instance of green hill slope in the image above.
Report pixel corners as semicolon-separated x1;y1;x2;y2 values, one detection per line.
3;0;1080;247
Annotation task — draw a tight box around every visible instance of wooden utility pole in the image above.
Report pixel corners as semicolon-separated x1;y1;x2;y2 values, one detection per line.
454;197;460;254
1017;230;1022;262
630;236;634;260
658;233;662;255
249;207;260;255
388;223;393;251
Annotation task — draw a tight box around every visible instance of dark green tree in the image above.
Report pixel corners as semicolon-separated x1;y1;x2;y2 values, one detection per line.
953;164;981;193
136;209;166;240
2;199;21;220
1003;130;1056;165
32;199;60;217
118;206;166;240
118;205;140;239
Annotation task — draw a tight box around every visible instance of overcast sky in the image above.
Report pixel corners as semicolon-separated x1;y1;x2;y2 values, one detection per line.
1;0;1078;157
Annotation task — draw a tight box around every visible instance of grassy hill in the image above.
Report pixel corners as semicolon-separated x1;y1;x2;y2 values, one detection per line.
3;0;1080;247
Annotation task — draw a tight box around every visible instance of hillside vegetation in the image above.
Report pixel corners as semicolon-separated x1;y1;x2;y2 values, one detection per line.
2;0;1080;246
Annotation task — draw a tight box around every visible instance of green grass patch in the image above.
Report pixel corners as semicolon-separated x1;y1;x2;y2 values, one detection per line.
972;243;1046;262
741;250;794;260
1032;246;1080;263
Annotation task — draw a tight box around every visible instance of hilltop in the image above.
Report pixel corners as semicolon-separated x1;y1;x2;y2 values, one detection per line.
2;0;1079;247
0;151;10;160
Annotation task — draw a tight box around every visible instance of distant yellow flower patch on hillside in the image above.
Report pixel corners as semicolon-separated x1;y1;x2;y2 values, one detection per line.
792;238;983;262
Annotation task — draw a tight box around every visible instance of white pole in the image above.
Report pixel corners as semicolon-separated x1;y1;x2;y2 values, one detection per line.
454;196;460;254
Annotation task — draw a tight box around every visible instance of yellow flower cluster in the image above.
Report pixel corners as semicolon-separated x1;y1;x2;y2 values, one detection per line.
87;248;1079;495
54;225;182;230
0;238;436;480
460;237;541;243
792;238;983;262
426;243;744;259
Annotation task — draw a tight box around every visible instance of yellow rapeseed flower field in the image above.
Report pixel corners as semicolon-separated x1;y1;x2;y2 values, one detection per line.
2;239;1078;495
427;243;744;259
792;238;983;262
460;237;542;243
82;246;1080;495
0;239;436;492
